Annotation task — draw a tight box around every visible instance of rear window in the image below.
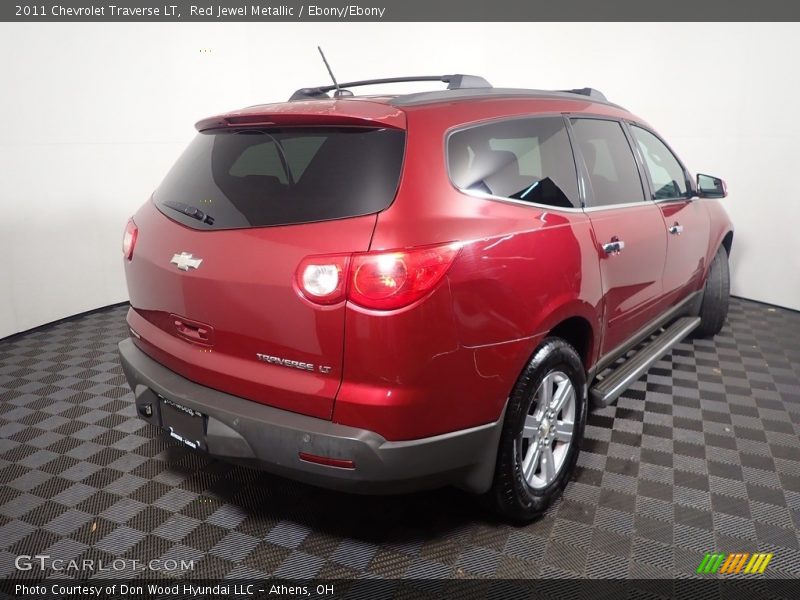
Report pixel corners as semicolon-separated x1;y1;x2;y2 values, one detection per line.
153;127;405;229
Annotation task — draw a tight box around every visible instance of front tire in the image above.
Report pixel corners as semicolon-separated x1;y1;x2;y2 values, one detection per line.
694;245;730;338
489;338;587;523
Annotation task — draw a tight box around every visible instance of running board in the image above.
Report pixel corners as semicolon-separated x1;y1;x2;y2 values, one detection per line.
590;316;701;407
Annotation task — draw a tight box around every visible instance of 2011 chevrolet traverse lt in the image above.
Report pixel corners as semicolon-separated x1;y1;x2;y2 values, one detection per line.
119;74;732;521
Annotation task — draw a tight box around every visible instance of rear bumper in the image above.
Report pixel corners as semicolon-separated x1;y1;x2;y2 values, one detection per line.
118;338;503;494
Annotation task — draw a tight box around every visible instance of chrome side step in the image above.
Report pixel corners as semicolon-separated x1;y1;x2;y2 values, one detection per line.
590;316;701;407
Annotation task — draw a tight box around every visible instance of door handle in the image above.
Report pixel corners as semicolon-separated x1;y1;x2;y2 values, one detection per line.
669;223;684;235
602;240;625;255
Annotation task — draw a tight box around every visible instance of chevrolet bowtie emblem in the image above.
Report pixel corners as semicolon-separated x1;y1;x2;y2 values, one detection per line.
170;252;203;271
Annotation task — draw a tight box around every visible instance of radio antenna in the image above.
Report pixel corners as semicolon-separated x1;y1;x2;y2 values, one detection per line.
317;46;340;94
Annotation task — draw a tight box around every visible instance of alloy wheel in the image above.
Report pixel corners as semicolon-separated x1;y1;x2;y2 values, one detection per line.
518;370;576;489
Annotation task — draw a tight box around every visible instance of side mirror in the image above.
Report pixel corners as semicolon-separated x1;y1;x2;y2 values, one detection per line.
697;173;727;198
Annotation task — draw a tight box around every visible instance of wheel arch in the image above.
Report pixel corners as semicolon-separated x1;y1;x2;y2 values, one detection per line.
546;316;595;370
532;298;600;371
721;230;734;256
702;228;734;282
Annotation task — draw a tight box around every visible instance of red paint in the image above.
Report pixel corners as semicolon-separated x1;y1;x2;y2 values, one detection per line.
587;204;668;356
123;93;733;441
126;202;377;420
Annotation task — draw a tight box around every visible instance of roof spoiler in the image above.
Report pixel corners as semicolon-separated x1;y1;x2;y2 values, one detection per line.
289;74;492;101
194;111;406;132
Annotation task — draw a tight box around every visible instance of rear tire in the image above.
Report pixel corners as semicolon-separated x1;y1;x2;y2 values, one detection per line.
694;245;730;338
488;338;587;523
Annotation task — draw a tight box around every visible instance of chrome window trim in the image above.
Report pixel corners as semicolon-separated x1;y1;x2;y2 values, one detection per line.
654;196;696;205
457;188;656;214
458;189;585;213
582;200;657;212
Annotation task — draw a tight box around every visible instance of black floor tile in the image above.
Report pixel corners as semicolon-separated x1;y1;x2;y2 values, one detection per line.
0;298;798;579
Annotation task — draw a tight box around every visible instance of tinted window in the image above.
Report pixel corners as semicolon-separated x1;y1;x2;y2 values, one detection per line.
631;126;688;200
570;119;645;207
154;128;405;229
448;117;579;209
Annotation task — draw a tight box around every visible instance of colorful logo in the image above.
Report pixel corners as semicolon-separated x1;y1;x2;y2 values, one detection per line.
696;552;773;574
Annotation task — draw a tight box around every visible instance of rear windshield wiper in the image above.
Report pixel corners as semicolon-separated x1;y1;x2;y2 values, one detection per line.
162;200;215;226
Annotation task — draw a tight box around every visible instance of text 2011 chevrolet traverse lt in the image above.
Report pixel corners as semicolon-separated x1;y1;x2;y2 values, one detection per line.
119;75;732;521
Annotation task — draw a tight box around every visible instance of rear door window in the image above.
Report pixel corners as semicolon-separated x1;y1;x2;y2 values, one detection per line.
154;127;405;229
447;117;580;209
570;118;646;208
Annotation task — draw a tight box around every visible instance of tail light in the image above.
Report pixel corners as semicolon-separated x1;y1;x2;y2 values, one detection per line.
350;244;461;310
122;219;138;260
295;255;350;305
296;242;461;311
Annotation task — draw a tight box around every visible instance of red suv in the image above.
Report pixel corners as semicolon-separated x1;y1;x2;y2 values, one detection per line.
119;75;733;521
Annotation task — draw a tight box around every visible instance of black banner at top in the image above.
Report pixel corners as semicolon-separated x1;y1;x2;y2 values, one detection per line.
2;0;800;22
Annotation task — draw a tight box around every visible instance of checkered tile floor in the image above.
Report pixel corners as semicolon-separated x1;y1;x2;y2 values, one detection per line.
1;298;798;580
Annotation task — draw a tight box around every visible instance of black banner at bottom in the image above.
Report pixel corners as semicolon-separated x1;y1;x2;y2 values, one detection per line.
2;578;800;600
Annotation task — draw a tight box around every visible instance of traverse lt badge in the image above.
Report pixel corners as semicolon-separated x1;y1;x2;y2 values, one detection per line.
256;353;333;374
171;252;203;271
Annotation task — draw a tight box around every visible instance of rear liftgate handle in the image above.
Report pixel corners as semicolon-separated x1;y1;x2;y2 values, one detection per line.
174;319;209;343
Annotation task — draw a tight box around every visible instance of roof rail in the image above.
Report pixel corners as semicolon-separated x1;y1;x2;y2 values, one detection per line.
289;74;492;101
559;87;607;101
